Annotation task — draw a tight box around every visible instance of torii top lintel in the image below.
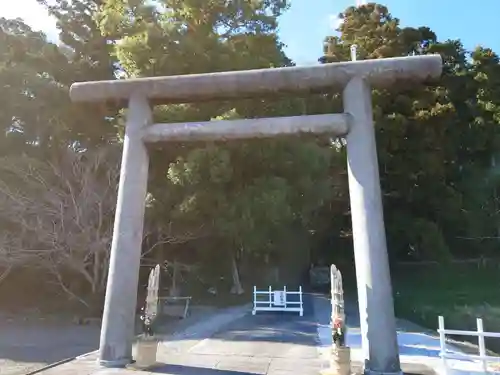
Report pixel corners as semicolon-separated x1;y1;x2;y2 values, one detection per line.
69;54;442;105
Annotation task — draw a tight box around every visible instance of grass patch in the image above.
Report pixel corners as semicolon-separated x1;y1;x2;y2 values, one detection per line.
392;262;500;352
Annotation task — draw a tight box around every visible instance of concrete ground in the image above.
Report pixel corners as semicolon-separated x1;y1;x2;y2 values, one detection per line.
29;295;330;375
5;294;493;375
0;315;100;375
0;305;219;375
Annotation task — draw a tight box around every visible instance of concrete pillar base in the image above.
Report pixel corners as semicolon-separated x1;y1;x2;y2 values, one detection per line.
364;370;403;375
321;346;351;375
133;337;159;369
98;358;132;368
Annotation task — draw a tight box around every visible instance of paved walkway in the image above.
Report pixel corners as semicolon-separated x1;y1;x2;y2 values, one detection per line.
23;294;500;375
33;296;329;375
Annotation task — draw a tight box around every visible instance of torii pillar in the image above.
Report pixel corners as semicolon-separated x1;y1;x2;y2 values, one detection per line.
69;54;442;375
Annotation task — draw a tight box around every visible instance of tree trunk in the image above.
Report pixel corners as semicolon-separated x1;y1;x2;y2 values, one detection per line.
230;254;244;295
169;260;180;297
492;155;500;240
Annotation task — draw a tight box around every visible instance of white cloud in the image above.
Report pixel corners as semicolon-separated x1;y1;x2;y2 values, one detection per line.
328;0;367;32
0;0;58;40
329;14;344;31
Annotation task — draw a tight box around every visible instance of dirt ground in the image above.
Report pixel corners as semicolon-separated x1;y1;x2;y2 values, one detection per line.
0;276;98;374
0;313;100;375
0;306;217;375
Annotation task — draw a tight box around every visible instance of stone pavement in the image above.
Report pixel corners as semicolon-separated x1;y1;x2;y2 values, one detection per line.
25;294;489;375
32;295;330;375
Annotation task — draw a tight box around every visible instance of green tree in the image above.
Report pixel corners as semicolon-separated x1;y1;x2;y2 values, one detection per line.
0;18;71;156
0;14;120;307
37;0;121;148
320;3;500;261
96;0;342;291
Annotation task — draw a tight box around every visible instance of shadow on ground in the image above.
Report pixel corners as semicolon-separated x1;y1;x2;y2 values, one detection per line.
200;295;318;347
0;321;100;365
152;364;257;375
211;313;317;346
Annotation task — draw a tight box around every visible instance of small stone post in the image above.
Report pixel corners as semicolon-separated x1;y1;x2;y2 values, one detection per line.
350;45;358;62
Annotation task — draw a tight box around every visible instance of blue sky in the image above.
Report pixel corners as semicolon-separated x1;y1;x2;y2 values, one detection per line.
1;0;498;65
278;0;500;64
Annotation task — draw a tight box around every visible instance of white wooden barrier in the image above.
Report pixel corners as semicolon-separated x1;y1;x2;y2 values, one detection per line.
252;286;303;316
438;315;500;374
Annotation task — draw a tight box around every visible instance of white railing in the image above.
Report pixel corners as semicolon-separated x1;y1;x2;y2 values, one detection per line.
438;315;500;374
252;286;303;316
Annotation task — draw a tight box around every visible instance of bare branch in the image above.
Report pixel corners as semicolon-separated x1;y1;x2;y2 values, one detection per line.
0;145;208;307
0;147;120;304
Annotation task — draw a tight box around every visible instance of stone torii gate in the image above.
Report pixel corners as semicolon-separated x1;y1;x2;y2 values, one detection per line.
69;54;442;374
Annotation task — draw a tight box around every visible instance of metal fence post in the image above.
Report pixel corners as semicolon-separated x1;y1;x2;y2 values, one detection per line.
438;316;448;375
477;318;488;373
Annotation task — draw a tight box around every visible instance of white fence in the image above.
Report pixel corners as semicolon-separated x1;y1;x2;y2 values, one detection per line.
438;315;500;374
252;286;303;316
